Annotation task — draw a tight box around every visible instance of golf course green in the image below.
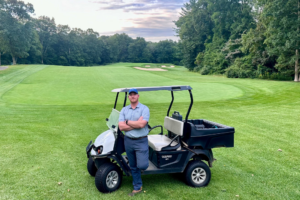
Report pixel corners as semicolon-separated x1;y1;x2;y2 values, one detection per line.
0;63;299;199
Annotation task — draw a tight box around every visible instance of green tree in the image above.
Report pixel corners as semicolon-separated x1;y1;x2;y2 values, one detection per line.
241;16;277;75
0;28;9;66
175;0;213;70
0;0;7;65
82;29;103;65
0;0;182;67
154;40;177;63
176;0;254;71
210;0;255;41
68;28;85;66
99;35;113;64
262;0;300;81
18;30;42;64
142;42;156;63
108;33;133;62
0;0;35;65
54;25;71;65
34;16;56;64
128;37;147;62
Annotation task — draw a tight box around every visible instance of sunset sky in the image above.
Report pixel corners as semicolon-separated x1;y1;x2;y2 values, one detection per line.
23;0;189;42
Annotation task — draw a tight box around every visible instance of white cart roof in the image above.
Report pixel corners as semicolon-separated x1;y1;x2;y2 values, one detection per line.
112;86;192;93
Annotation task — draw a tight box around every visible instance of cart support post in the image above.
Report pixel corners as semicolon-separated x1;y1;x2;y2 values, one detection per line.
185;90;193;122
114;92;119;109
123;92;128;107
167;91;174;116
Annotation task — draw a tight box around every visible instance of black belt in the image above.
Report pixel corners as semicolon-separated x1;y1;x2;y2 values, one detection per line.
126;136;147;140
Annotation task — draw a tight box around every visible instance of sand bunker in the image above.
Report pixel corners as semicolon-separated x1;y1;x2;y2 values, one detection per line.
161;65;175;68
0;66;8;71
134;67;167;71
145;65;151;67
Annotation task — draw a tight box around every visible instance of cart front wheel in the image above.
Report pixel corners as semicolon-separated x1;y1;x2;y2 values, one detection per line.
184;160;211;187
95;162;123;193
87;157;97;177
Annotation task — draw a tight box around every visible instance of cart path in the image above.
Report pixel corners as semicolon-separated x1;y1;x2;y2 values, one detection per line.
0;66;8;70
0;65;49;103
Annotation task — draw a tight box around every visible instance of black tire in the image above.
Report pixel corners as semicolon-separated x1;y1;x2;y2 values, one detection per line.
95;162;123;193
184;160;211;187
87;157;97;177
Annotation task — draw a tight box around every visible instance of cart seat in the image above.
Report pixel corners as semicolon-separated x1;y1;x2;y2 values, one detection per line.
148;135;180;151
148;116;184;151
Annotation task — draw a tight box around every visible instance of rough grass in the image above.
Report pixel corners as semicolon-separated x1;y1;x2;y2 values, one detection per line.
0;63;299;200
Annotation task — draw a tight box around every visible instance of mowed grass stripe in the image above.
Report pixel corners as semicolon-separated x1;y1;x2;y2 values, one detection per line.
0;63;299;199
3;64;243;105
0;65;49;103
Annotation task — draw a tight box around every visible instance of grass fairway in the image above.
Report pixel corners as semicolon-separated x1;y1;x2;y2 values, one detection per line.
0;63;299;200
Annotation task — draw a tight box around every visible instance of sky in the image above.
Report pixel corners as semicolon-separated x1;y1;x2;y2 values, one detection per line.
23;0;189;42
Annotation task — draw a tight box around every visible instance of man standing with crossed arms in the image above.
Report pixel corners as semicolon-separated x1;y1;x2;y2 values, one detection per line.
118;88;150;196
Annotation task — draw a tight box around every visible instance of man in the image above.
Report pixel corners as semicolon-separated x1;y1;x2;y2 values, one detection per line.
118;88;150;196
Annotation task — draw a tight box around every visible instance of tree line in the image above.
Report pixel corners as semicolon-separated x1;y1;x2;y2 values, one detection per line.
1;0;299;82
175;0;300;81
0;0;181;67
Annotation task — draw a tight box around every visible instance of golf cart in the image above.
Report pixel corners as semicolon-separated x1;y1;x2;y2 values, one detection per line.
86;86;235;193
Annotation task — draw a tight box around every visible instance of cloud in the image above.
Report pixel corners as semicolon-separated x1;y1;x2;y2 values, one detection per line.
93;0;187;12
127;16;175;28
122;27;175;37
101;27;178;42
93;0;188;41
101;15;179;41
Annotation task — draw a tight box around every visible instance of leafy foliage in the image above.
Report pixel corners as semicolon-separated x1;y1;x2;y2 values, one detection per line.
1;0;299;81
0;0;35;64
176;0;298;81
0;0;181;66
261;0;300;81
176;0;255;72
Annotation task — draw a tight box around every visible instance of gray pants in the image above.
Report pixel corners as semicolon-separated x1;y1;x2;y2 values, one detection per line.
124;136;149;190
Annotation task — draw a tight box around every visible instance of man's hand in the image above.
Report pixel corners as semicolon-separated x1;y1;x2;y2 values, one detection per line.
127;117;148;129
119;116;148;131
119;121;134;132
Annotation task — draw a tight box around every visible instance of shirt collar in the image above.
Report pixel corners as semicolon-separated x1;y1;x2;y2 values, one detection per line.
130;102;141;109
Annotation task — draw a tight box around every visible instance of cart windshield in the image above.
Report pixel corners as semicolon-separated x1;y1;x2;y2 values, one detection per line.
106;109;120;132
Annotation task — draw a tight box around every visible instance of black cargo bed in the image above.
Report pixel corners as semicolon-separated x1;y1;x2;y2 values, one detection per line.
182;119;235;149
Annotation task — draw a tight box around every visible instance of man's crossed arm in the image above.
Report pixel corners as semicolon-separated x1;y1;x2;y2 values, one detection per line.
119;116;148;132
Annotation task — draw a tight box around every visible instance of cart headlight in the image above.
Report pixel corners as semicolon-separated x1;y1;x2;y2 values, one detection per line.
97;146;103;154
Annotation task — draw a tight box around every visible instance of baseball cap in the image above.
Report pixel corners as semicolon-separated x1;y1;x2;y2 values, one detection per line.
129;88;138;94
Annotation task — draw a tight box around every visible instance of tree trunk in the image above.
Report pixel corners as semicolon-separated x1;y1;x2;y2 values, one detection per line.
68;48;71;65
296;1;300;82
295;49;299;82
12;55;16;65
0;52;1;66
41;54;44;64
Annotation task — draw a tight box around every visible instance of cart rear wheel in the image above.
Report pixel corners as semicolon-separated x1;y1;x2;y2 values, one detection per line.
184;160;211;187
95;162;123;193
87;157;97;177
